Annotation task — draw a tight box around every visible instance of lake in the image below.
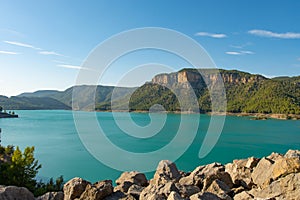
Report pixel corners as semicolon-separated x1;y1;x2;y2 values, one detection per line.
1;110;300;183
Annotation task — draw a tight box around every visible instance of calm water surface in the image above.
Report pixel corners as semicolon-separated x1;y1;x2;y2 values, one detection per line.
1;110;299;182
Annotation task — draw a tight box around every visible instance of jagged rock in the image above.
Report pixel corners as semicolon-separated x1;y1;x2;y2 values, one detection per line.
267;152;284;161
248;173;300;199
167;191;185;200
206;180;232;200
225;157;258;189
0;185;35;200
285;149;300;159
179;163;233;191
115;171;147;193
190;192;221;200
127;184;144;199
251;157;274;189
245;157;259;169
252;155;300;189
63;177;90;200
140;182;179;200
271;157;300;180
233;191;253;200
175;183;200;198
151;160;181;185
79;180;113;200
230;186;245;196
104;191;135;200
36;191;64;200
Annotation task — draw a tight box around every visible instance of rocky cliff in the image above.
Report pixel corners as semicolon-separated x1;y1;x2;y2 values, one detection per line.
151;69;266;87
1;149;299;200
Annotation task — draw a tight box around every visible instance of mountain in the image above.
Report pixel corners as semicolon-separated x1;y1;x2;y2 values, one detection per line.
128;69;300;114
0;95;71;110
4;85;135;110
1;68;300;114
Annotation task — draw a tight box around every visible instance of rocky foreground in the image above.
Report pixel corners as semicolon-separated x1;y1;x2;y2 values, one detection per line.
1;149;300;200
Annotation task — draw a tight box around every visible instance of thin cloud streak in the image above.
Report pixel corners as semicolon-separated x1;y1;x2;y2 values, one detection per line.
195;32;227;38
226;50;254;55
39;51;63;56
3;40;42;50
0;50;20;55
248;29;300;39
57;64;90;70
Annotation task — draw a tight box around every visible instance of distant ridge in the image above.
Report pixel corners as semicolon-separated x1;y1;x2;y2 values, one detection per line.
1;69;299;114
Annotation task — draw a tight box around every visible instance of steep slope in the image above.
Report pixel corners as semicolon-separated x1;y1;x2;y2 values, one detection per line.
128;69;300;114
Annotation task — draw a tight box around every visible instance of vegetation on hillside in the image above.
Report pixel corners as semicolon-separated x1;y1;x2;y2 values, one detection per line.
0;145;63;196
1;69;300;114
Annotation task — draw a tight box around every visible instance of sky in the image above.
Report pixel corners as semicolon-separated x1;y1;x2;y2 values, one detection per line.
1;0;300;96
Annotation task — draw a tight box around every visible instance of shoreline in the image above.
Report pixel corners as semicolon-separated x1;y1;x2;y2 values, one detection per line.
1;149;300;199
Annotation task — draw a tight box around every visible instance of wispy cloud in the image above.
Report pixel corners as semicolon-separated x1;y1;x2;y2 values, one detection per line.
57;64;90;70
39;51;63;56
0;50;20;55
226;50;254;55
248;29;300;39
195;32;227;38
52;60;67;64
230;42;252;49
3;40;41;50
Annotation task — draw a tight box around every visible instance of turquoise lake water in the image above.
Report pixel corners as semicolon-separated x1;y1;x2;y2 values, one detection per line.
1;110;300;183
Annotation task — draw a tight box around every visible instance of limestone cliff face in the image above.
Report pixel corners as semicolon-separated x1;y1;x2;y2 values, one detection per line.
151;69;266;87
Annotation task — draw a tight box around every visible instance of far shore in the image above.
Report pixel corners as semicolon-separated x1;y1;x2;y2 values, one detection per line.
95;109;300;120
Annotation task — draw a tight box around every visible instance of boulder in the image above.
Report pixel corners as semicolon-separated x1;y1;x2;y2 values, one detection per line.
104;191;135;200
206;179;232;200
167;191;185;200
252;156;300;189
190;192;221;200
225;157;258;189
233;191;253;200
63;177;90;200
175;183;200;198
151;160;181;185
79;180;113;200
127;184;144;199
248;172;300;199
0;185;35;200
251;157;274;188
115;171;147;192
140;182;179;200
36;191;64;200
285;149;300;159
179;163;233;191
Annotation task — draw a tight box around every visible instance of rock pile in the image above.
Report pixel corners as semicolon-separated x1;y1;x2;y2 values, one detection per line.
0;149;299;200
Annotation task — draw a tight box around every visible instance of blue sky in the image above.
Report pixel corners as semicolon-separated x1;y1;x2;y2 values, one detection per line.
1;0;300;96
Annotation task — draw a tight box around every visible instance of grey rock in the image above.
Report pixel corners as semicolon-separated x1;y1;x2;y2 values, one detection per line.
127;184;144;199
0;185;35;200
79;180;113;200
36;191;64;200
63;177;90;200
115;171;147;193
104;191;135;200
175;183;200;198
206;180;232;200
151;160;181;185
190;192;221;200
140;182;179;200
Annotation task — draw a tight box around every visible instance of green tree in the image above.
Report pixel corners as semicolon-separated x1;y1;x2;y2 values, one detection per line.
0;106;3;112
2;146;41;191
